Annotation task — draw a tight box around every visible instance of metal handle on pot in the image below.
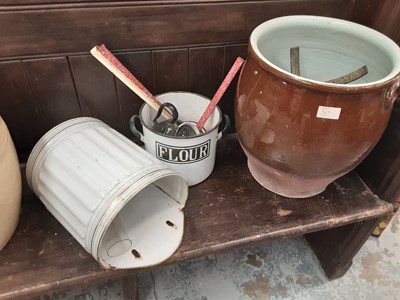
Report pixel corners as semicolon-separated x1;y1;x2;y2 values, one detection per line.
217;114;231;140
129;115;144;142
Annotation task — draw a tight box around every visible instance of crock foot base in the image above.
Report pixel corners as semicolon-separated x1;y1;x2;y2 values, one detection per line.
246;157;337;199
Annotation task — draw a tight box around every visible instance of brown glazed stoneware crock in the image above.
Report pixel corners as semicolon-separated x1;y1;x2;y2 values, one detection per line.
235;16;400;198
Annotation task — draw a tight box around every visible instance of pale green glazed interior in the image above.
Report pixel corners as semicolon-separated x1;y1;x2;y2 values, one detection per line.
251;15;400;86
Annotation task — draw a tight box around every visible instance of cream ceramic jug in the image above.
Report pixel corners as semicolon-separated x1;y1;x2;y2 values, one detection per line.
0;116;21;251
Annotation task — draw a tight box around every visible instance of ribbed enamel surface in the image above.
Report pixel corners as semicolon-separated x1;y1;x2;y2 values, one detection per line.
26;118;183;252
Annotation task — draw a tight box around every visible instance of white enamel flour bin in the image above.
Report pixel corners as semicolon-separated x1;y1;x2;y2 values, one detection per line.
130;92;229;186
26;117;188;269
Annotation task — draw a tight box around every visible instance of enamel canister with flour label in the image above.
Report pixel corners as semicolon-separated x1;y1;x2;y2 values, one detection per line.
130;92;229;186
236;16;400;198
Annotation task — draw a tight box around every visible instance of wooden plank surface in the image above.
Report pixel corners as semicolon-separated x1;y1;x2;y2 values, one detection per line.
153;49;189;94
220;44;248;130
0;61;45;155
115;51;153;137
305;218;380;279
168;134;393;263
189;46;224;99
69;55;123;132
348;0;385;28
0;45;247;155
371;0;400;43
22;57;82;131
0;134;392;299
0;0;351;59
0;0;108;4
0;0;353;6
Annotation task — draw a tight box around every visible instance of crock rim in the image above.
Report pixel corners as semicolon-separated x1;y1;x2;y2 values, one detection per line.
249;15;400;93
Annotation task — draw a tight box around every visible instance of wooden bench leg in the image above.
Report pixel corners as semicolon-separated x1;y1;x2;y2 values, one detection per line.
121;273;138;300
305;218;380;279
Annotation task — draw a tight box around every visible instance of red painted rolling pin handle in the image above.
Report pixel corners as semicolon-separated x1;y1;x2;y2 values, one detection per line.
196;57;245;130
90;44;172;119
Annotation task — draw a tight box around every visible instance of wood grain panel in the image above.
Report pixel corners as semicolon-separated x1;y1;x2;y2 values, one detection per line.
371;0;400;43
348;0;384;27
189;46;224;99
153;49;189;94
115;51;153;137
1;0;345;6
306;219;380;279
0;0;107;4
0;61;44;154
69;55;122;131
22;57;82;131
220;43;248;128
0;0;352;58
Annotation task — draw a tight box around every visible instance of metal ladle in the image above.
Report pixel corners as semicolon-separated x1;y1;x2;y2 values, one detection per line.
152;103;205;137
176;121;204;137
151;103;180;136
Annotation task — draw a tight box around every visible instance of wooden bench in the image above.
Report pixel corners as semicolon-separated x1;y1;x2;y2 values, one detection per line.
0;0;399;298
0;134;392;300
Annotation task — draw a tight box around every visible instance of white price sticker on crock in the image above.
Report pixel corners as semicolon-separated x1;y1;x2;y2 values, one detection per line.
316;106;341;120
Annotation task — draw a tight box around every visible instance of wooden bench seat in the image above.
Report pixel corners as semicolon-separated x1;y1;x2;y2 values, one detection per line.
0;134;392;300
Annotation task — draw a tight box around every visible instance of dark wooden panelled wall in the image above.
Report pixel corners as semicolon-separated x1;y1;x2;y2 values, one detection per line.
1;0;399;163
